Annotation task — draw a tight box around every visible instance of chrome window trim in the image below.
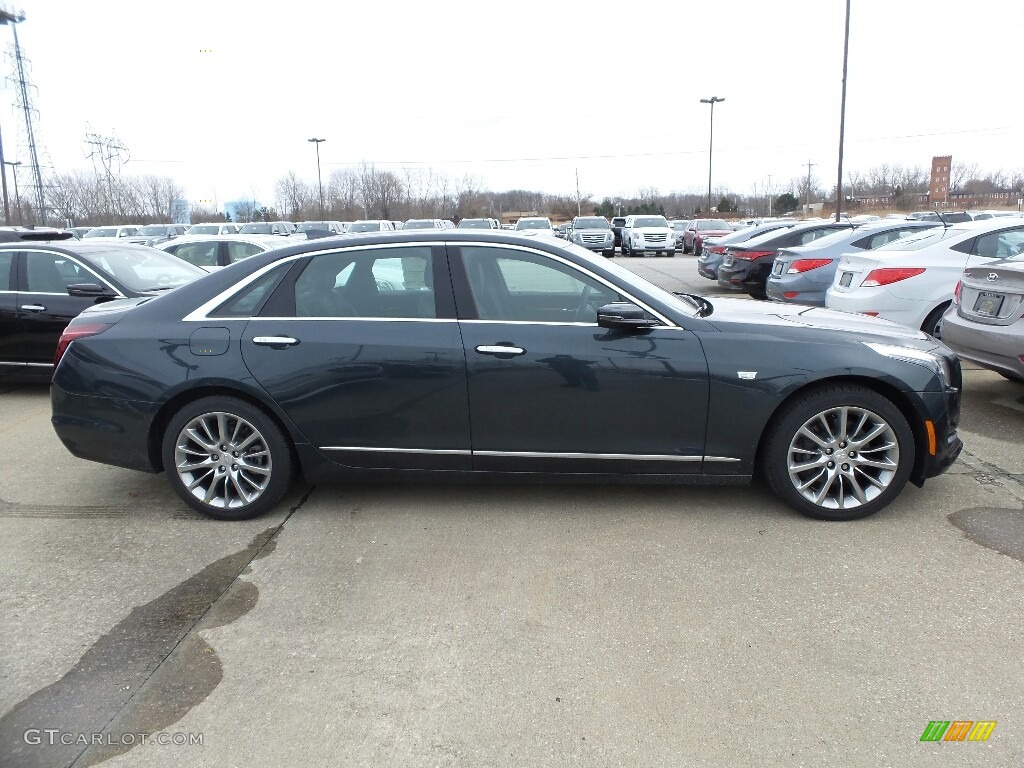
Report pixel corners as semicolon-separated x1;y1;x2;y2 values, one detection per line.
183;242;437;323
18;248;125;298
702;456;742;463
0;361;53;368
453;240;677;327
182;240;678;328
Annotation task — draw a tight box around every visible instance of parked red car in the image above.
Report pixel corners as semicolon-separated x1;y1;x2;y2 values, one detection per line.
682;219;734;256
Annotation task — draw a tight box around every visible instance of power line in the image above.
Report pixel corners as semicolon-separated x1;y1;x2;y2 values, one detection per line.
122;123;1021;170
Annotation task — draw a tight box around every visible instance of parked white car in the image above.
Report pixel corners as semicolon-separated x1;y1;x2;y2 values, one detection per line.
514;217;554;233
83;225;139;239
825;218;1024;337
621;215;674;257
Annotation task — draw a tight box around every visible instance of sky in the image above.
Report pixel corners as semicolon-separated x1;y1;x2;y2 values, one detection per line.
3;0;1022;209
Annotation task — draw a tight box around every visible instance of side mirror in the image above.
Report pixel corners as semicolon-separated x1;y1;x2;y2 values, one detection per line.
67;283;115;298
596;302;658;330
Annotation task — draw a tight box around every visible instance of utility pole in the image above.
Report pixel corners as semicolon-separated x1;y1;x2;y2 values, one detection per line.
767;175;773;216
835;0;851;222
575;167;581;217
804;159;817;215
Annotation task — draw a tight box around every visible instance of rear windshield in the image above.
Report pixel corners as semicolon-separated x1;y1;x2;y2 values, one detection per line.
873;227;967;252
87;246;206;291
136;226;168;236
403;220;437;229
458;219;492;228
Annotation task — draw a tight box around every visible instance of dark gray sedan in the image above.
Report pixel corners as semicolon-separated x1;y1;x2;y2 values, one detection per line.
51;230;962;522
697;221;798;280
941;255;1024;381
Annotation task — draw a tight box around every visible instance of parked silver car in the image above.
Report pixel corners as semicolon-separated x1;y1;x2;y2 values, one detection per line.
766;220;940;306
941;254;1024;381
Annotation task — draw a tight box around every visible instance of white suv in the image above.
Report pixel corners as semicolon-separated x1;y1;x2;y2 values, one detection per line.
622;215;674;257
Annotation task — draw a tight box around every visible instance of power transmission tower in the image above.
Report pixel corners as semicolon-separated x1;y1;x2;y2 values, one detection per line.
84;125;130;219
1;8;48;224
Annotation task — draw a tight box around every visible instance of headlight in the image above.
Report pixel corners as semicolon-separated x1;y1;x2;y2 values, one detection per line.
864;342;953;388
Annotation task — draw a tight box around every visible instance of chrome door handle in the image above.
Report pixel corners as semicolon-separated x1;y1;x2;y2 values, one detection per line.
475;345;525;356
20;304;46;312
252;336;299;347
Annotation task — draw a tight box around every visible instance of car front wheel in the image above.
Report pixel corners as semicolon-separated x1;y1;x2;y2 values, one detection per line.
762;384;915;521
162;396;294;520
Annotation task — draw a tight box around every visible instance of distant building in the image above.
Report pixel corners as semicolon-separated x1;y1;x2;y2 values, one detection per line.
929;155;952;206
223;199;261;223
170;199;191;224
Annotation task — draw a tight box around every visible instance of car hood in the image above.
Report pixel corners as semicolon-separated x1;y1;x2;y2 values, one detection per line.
704;296;931;342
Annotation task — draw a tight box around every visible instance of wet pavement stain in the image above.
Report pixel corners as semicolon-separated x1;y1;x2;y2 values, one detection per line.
0;526;277;768
949;507;1024;563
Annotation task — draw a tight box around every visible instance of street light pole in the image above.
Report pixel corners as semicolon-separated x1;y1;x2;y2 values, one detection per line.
700;97;724;216
308;138;325;220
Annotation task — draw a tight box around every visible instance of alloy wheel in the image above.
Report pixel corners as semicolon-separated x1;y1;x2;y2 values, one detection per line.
173;411;273;509
786;405;900;510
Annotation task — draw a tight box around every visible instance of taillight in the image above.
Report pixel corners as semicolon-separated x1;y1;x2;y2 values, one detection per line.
707;246;726;254
787;258;833;274
733;250;775;261
54;323;113;367
862;267;926;287
953;280;962;305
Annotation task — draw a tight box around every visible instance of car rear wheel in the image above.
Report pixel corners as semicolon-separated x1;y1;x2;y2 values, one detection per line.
162;396;294;520
921;302;950;339
762;384;915;521
603;249;614;257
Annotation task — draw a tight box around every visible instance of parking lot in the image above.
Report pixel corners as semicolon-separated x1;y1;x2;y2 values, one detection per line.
2;254;1023;767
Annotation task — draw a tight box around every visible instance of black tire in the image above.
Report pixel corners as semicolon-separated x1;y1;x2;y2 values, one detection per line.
162;396;295;520
603;249;614;258
761;384;915;521
921;302;951;340
694;244;703;257
683;241;691;254
747;286;768;300
624;240;632;257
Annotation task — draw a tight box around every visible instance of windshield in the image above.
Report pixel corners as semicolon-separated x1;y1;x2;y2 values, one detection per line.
698;219;731;230
672;221;689;230
516;219;551;230
188;225;220;234
573;218;610;229
239;224;273;234
84;228;118;238
634;217;669;228
348;222;381;232
403;220;436;229
296;222;330;232
458;219;491;228
136;226;167;236
86;246;206;291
